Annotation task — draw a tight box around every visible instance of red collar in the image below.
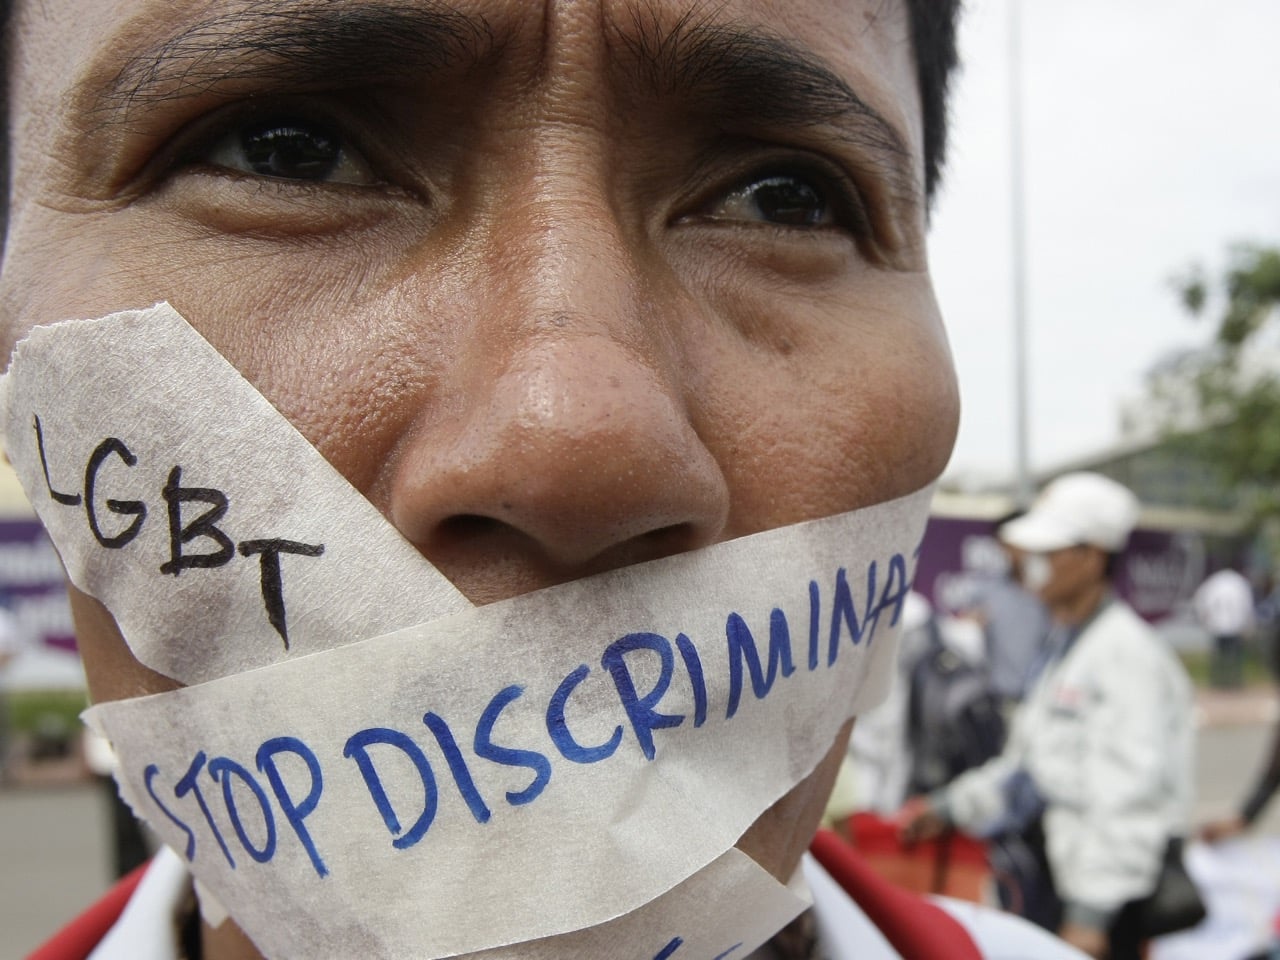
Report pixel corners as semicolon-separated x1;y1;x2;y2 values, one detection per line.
810;829;983;960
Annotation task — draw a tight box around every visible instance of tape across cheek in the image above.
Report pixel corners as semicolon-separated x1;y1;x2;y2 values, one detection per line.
6;304;935;957
0;303;470;685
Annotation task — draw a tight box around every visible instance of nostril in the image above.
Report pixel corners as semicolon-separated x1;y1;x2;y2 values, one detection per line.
425;513;707;576
386;342;732;583
434;513;510;546
636;522;704;557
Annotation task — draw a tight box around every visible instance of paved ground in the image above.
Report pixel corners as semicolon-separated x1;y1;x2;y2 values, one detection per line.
1;785;116;959
1195;684;1280;728
2;688;1278;959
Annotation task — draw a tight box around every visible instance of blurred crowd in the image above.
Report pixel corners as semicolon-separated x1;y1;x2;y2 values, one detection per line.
828;472;1280;960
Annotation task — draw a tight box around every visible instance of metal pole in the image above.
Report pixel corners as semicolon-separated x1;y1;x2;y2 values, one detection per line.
1009;0;1033;507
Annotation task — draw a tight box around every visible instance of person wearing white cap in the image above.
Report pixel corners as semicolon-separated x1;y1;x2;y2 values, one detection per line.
901;472;1195;960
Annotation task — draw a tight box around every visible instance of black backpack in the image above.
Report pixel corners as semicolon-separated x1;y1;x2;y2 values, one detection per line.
905;622;1007;795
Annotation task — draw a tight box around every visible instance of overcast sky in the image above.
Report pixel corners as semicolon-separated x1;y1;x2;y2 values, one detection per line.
929;0;1280;486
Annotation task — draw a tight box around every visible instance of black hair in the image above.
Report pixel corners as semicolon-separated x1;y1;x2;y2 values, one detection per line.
0;0;962;246
904;0;963;203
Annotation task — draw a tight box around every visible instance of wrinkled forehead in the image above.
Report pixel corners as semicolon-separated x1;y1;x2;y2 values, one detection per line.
8;0;922;167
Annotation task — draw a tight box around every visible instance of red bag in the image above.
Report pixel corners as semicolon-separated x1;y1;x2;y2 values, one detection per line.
845;811;992;902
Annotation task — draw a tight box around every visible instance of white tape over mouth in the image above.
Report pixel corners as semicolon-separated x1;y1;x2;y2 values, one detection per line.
4;304;935;959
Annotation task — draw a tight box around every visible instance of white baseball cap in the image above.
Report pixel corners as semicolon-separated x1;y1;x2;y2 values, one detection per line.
999;472;1140;553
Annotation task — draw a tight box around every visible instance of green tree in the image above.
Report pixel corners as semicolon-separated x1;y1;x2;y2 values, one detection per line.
1156;244;1280;517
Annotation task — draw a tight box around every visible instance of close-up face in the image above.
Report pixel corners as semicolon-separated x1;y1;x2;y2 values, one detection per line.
0;0;958;943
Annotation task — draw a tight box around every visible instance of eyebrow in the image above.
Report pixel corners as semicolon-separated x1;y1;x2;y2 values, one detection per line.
84;1;917;200
614;6;917;196
93;1;495;118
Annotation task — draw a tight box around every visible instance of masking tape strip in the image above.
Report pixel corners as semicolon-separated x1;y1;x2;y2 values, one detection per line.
206;844;809;960
6;303;933;956
465;847;811;960
161;845;810;960
86;480;927;958
0;303;470;684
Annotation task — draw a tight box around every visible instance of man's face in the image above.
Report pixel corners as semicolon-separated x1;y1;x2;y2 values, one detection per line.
1028;544;1104;608
1;0;956;916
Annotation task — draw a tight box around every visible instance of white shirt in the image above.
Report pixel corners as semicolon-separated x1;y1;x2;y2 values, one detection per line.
942;600;1195;917
1192;569;1255;636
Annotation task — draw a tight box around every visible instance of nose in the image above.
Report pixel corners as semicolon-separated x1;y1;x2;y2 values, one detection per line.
385;223;730;599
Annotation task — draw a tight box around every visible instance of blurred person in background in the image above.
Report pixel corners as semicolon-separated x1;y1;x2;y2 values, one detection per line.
901;472;1196;959
1193;565;1256;690
837;589;1005;819
838;590;938;817
902;600;1005;799
964;512;1052;718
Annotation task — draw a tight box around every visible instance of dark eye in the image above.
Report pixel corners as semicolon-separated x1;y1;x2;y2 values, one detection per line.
703;172;836;227
201;118;377;185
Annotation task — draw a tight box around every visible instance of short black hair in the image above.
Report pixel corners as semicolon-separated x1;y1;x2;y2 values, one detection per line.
905;0;963;202
0;0;961;247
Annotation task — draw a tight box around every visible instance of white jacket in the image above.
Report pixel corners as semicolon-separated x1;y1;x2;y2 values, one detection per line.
941;599;1194;922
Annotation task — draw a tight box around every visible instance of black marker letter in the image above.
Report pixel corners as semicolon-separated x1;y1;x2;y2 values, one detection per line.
161;466;234;575
85;438;145;548
237;539;325;649
33;415;80;506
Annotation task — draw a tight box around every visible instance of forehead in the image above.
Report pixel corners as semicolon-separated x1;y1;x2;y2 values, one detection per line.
14;0;914;62
9;0;922;156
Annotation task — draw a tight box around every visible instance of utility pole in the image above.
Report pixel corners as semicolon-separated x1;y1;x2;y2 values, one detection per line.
1009;0;1033;507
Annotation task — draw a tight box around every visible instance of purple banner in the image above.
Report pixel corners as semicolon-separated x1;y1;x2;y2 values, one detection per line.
0;520;76;652
914;516;1214;623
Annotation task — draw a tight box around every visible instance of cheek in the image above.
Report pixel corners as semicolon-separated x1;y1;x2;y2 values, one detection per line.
1042;557;1082;600
690;278;958;534
0;210;438;500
